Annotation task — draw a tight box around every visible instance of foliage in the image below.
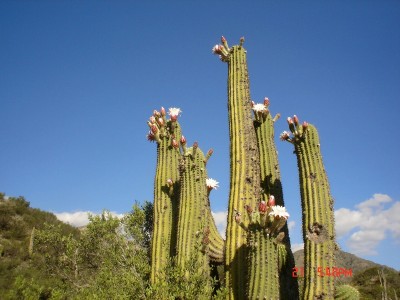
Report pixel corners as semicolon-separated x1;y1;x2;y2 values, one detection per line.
351;267;400;300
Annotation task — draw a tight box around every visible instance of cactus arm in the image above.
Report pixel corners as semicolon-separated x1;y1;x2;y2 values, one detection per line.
207;205;225;263
254;102;299;299
283;119;336;299
176;146;224;269
149;115;182;284
214;37;262;299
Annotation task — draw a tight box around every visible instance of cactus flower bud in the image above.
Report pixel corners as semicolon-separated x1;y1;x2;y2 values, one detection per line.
212;44;222;54
221;36;226;43
268;195;276;207
287;117;293;124
166;178;173;187
251;101;255;107
293;115;299;126
149;116;156;124
259;201;268;214
279;131;290;141
207;149;213;156
193;141;198;149
171;139;179;149
180;135;187;145
157;117;164;127
160;106;166;117
151;124;158;134
302;121;309;130
153;110;160;117
264;97;270;107
240;36;245;45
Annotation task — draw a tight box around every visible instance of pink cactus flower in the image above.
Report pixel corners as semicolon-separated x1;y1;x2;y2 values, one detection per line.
180;135;187;145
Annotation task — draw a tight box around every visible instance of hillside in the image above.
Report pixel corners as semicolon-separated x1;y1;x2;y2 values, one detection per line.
1;192;399;299
0;193;80;297
294;249;400;298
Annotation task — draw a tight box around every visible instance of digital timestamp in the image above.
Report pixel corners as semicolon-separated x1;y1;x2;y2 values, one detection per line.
292;267;353;278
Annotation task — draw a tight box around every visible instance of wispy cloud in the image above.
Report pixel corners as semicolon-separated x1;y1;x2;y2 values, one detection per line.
335;193;400;255
212;211;227;238
55;211;124;227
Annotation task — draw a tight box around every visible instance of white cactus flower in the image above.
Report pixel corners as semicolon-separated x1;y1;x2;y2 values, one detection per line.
168;107;182;117
251;103;267;112
269;205;290;219
206;178;219;190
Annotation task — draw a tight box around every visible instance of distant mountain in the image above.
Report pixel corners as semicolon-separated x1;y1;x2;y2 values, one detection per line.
293;248;400;299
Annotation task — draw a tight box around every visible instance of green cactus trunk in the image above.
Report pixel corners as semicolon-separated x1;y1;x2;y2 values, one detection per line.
176;146;222;269
254;113;299;299
247;225;280;299
224;45;262;299
150;120;182;284
294;124;336;299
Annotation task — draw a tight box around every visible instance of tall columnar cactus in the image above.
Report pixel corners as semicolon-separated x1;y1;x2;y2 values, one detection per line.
176;143;224;270
235;196;290;299
281;116;336;299
148;107;183;283
213;36;262;299
252;99;299;299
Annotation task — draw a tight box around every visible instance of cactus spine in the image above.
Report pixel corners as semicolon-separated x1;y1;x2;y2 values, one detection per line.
149;108;182;283
253;100;299;299
282;118;336;299
214;37;261;299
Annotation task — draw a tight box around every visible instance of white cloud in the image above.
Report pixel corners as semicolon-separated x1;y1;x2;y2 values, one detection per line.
335;194;400;256
55;211;124;227
212;211;227;238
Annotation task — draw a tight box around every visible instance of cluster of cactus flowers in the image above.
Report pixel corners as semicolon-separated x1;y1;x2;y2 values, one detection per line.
145;36;355;300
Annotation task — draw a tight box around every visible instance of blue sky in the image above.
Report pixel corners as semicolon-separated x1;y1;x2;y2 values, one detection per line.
1;1;399;270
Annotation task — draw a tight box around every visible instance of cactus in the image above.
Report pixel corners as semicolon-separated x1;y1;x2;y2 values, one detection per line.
148;107;182;283
213;36;262;299
148;107;224;284
253;99;299;299
235;196;290;299
28;226;35;257
334;285;360;300
176;144;224;270
281;117;336;299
